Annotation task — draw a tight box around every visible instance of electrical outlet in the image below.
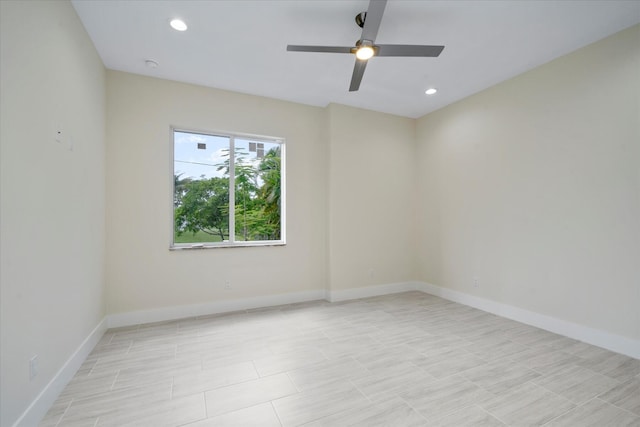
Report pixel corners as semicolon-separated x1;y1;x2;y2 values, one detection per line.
29;355;38;380
473;276;479;288
224;280;231;290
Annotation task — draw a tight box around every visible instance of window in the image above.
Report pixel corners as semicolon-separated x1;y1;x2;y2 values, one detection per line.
172;129;285;248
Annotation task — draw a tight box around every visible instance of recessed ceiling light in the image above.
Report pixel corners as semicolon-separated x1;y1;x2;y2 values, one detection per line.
145;59;159;68
170;19;188;31
425;88;437;95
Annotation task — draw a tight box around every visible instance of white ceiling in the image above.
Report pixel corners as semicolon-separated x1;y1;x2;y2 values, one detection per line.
72;1;640;119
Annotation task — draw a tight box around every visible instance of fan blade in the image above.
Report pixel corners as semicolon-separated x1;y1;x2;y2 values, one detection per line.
349;59;368;92
376;44;444;57
287;45;352;54
360;0;387;42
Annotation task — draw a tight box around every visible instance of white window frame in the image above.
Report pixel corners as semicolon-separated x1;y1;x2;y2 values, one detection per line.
170;126;286;250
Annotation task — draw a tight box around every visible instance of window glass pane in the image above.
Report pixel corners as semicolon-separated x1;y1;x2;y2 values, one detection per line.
172;130;283;247
174;131;230;243
234;138;281;241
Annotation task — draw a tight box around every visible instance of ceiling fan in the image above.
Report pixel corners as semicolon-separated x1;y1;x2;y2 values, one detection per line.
287;0;444;92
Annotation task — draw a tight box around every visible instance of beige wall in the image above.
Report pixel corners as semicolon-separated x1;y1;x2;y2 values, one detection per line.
327;104;417;291
415;25;640;340
0;1;106;425
105;73;419;312
105;72;329;314
105;71;421;310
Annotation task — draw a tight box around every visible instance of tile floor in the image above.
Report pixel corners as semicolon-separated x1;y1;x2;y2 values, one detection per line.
40;291;640;427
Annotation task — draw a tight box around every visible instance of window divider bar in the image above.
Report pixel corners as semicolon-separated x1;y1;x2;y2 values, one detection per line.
229;136;235;243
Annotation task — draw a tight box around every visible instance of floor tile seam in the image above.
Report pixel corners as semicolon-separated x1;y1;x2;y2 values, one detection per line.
124;340;134;355
109;333;169;345
175;416;204;427
579;363;631;382
395;394;430;424
498;359;544;378
457;374;504;395
527;364;575;379
201;380;212;420
58;384;115;404
349;355;374;377
346;378;373;404
557;367;625;393
516;379;580;415
529;377;603;406
109;370;120;391
247;359;262;381
174;343;184;363
199;392;208;421
403;395;489;425
269;400;284;426
170;376;175;400
86;359;102;377
283;371;302;394
594;396;640;418
595;376;639;398
285;359;368;385
269;384;364;426
472;376;559;404
177;372;267;398
474;403;510;426
523;378;577;400
537;396;600;427
602;368;640;383
52;398;74;427
93;355;180;370
482;388;575;427
281;407;340;427
318;329;333;342
428;364;483;382
107;324;141;334
66;379;174;408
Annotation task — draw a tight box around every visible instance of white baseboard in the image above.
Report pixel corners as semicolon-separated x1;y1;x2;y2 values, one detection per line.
108;281;639;359
107;290;327;328
107;283;424;328
327;281;421;302
416;281;640;360
13;317;108;427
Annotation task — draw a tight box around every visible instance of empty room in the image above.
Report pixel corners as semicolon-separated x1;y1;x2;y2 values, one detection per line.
1;0;639;426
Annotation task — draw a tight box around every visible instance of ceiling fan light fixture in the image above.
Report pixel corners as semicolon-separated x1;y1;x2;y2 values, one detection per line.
356;45;375;60
170;18;188;31
425;88;438;95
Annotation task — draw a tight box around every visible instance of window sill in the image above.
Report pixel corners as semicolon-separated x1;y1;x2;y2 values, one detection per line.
170;241;286;250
